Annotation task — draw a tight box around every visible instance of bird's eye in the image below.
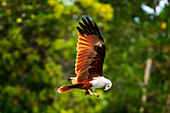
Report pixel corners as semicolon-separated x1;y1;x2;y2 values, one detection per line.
107;86;109;87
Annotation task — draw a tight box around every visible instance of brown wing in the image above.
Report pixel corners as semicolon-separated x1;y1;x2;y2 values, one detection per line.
75;17;106;83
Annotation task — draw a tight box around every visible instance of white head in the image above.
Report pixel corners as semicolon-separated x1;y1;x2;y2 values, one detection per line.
104;79;112;91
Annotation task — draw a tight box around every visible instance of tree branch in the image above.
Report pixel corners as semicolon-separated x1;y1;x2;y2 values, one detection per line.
139;58;152;113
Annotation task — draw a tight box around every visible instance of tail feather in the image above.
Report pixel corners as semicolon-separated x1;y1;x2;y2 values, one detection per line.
58;84;83;93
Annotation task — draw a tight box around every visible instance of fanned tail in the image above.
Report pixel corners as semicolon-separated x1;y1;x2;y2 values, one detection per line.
58;84;83;93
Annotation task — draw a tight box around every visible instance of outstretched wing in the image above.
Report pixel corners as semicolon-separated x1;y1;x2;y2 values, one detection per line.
75;17;106;83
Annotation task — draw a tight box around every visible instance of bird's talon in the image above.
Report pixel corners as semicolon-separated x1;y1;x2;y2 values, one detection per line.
88;89;99;97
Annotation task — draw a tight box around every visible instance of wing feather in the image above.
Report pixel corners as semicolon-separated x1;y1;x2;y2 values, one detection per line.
75;17;106;82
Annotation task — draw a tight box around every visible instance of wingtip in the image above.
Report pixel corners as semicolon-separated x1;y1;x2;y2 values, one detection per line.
82;17;85;21
86;17;89;19
81;17;92;23
86;17;92;22
76;27;80;30
77;27;84;36
79;22;82;25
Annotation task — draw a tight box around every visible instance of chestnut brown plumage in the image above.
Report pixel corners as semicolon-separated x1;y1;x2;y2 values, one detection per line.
58;17;112;97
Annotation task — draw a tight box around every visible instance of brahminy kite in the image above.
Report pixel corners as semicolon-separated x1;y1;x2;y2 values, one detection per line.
58;17;112;97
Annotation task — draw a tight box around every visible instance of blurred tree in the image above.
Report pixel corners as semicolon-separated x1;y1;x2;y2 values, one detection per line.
0;0;169;113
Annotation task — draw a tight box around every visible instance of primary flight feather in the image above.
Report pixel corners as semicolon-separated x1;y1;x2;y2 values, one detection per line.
58;17;112;97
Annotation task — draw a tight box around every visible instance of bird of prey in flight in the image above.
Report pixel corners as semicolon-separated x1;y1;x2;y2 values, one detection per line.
58;17;112;97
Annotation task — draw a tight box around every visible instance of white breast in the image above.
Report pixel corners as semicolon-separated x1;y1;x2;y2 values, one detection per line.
90;76;110;90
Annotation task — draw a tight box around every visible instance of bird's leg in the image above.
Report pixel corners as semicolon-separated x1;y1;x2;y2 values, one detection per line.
88;89;99;97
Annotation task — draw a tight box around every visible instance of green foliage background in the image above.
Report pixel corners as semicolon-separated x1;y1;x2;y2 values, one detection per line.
0;0;169;113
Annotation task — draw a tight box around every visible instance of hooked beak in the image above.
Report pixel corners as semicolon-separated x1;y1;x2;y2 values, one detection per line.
104;87;108;91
